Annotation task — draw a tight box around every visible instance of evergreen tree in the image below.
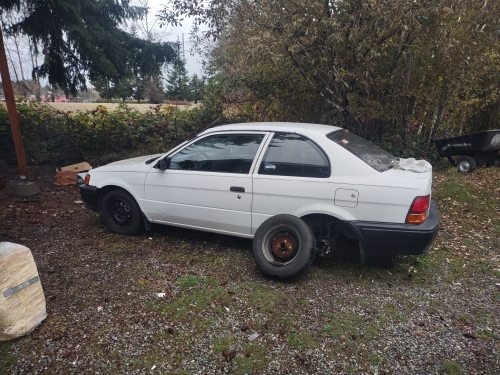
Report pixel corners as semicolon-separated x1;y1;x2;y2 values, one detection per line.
0;0;177;95
114;77;135;103
165;58;190;101
133;75;147;103
147;79;164;104
92;78;113;102
189;74;205;104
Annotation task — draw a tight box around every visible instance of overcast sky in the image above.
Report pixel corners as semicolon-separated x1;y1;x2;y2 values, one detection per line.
2;1;204;90
147;0;204;76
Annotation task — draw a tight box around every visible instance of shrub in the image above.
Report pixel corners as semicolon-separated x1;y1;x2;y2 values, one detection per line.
0;100;232;165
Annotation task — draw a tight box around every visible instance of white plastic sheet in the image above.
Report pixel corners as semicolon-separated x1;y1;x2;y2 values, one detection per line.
0;242;47;341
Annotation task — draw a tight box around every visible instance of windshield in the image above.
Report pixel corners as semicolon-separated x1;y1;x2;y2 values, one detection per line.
327;130;396;172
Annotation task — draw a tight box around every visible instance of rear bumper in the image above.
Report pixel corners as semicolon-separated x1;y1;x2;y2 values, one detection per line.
347;200;439;256
79;185;99;212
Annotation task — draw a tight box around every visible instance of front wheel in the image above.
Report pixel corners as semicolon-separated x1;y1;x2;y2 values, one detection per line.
252;215;316;279
101;190;144;235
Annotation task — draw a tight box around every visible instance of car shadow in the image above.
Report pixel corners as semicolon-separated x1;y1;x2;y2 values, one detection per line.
145;224;393;271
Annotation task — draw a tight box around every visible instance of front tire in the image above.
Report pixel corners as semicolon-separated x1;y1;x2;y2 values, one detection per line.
252;215;316;279
101;190;144;235
457;155;476;173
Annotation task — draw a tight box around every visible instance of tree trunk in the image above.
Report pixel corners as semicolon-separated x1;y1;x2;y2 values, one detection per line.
30;44;41;100
5;45;19;83
12;34;25;81
417;110;427;135
402;96;417;151
427;106;445;143
458;115;464;135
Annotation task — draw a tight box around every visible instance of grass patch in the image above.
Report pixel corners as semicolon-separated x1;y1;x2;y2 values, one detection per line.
244;283;284;314
176;274;202;288
214;336;232;353
236;343;268;374
162;287;232;320
476;329;495;339
281;316;297;327
457;315;471;325
300;299;310;307
441;360;463;375
0;341;16;375
434;177;500;234
213;306;224;314
369;353;381;365
380;304;407;322
98;237;132;253
287;331;318;350
429;299;443;309
145;300;161;311
475;312;496;326
424;170;500;281
322;312;381;342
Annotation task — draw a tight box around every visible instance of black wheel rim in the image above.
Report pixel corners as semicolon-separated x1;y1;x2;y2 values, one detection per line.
109;198;132;228
316;236;335;258
262;226;301;266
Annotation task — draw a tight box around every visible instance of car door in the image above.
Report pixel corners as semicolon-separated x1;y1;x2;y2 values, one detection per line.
144;132;269;236
251;132;332;233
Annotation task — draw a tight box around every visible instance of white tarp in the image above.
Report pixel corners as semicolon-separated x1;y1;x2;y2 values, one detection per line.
0;242;47;341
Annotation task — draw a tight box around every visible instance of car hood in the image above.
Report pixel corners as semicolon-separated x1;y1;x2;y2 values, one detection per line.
92;154;163;173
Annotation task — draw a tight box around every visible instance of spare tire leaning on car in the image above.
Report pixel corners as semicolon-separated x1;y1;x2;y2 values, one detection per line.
252;214;316;279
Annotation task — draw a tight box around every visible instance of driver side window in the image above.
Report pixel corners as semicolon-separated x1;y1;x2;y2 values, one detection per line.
169;133;265;174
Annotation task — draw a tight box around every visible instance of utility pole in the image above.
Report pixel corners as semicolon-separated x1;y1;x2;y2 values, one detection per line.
0;27;28;177
182;33;185;61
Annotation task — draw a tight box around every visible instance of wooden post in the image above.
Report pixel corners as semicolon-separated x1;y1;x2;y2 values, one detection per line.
0;27;29;176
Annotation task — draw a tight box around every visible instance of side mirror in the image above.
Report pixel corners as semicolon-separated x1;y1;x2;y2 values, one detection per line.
155;157;170;170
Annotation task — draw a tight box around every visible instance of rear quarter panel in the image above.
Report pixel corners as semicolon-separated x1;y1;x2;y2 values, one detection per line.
251;134;432;233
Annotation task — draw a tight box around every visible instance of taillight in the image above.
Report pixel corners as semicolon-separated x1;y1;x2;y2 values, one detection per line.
84;174;91;185
405;195;430;224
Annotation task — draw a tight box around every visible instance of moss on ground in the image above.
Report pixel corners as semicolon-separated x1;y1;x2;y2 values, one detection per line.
235;343;269;374
0;341;16;375
441;360;464;375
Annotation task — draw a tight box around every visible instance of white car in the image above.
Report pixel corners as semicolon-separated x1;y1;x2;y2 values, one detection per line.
80;122;439;278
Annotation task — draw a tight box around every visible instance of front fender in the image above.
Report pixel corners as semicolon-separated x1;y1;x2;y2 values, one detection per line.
91;172;149;218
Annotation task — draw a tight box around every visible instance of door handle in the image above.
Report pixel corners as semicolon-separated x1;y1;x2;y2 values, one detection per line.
230;186;245;193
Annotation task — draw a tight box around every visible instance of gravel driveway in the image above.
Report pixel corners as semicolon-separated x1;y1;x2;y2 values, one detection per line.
1;165;499;374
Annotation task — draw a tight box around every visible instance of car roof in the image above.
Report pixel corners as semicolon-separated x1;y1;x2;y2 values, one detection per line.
201;122;342;136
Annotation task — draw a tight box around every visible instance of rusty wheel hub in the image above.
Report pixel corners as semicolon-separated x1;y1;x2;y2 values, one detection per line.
272;234;296;259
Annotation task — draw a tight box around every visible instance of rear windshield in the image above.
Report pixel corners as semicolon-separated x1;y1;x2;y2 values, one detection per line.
327;130;396;172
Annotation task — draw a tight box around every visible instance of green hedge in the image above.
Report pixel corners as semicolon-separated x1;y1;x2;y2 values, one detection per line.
0;98;446;167
0;100;226;165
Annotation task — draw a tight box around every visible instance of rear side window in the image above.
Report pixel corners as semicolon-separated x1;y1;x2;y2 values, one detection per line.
327;130;396;172
258;133;330;178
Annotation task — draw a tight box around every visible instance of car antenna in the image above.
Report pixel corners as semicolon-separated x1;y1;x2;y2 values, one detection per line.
197;117;221;135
